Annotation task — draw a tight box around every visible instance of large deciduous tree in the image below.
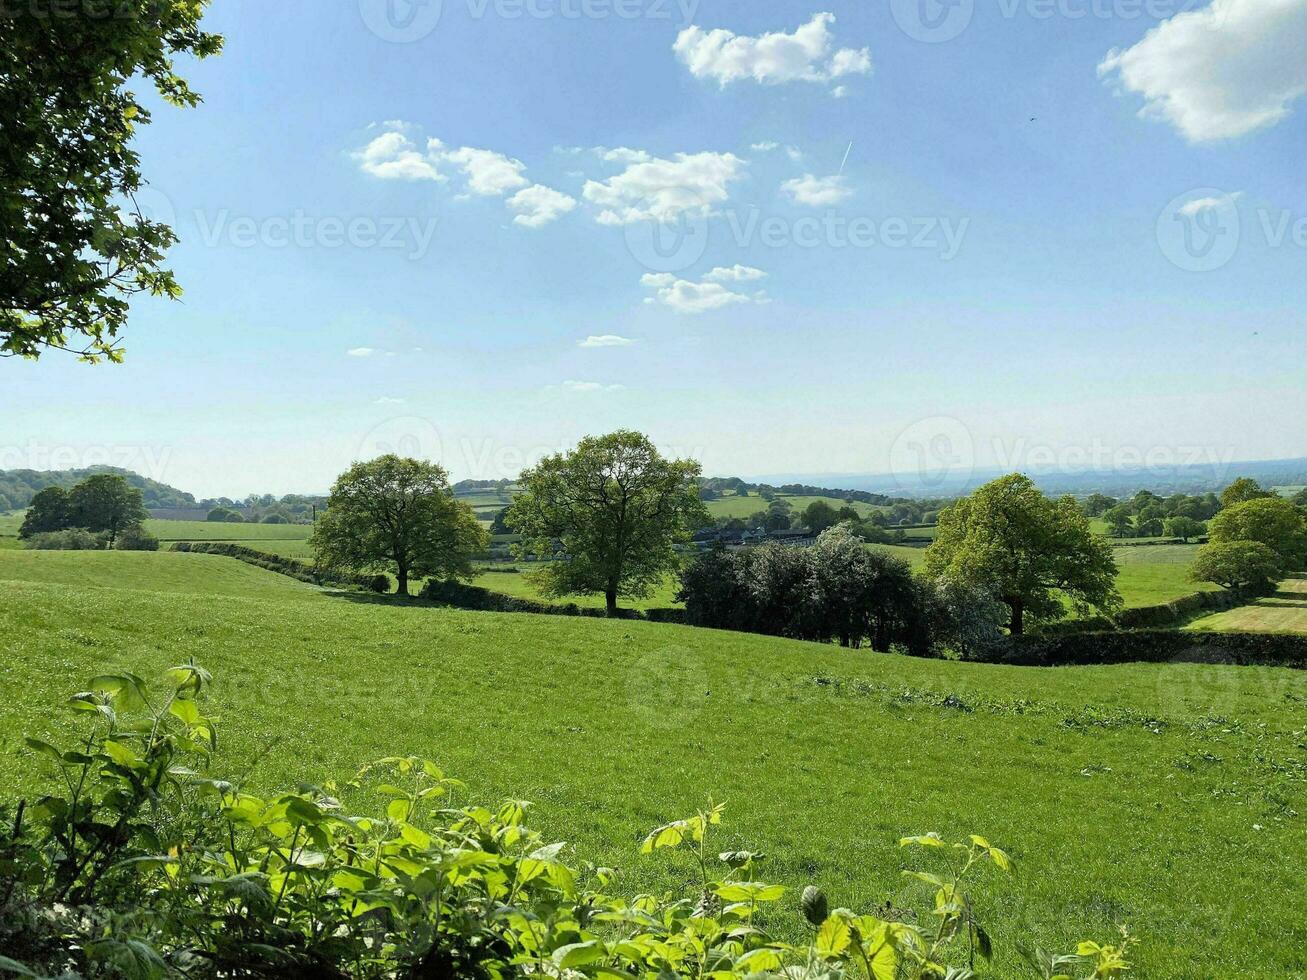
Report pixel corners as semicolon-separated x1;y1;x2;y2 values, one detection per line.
507;431;707;616
1208;497;1307;569
1219;478;1274;510
924;474;1121;635
18;487;73;538
1190;541;1282;592
1;2;222;361
311;456;486;596
68;474;148;546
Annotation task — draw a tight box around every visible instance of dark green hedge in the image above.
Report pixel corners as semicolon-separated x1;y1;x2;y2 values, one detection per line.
420;579;686;623
171;542;388;593
989;629;1307;669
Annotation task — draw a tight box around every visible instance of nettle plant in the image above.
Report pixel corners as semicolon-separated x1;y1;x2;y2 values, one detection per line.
1;668;1132;979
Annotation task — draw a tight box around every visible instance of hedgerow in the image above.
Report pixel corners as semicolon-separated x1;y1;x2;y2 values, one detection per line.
0;666;1133;979
170;542;388;592
990;629;1307;668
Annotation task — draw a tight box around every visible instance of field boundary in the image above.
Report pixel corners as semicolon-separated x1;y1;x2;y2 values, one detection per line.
169;542;388;593
420;578;686;623
994;629;1307;669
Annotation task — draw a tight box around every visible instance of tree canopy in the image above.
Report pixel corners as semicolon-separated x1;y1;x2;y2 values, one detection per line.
69;474;149;546
507;430;707;616
1208;497;1307;569
1219;477;1274;510
1;1;222;361
311;456;486;596
924;474;1120;634
19;474;146;545
1190;541;1282;592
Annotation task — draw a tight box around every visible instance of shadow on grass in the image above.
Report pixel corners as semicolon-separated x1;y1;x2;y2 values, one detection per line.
320;590;433;609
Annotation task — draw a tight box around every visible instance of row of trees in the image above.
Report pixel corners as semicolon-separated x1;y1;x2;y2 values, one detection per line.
309;433;705;607
19;474;151;548
679;526;1005;657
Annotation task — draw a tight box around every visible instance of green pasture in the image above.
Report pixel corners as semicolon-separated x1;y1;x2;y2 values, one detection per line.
0;550;1303;977
1188;577;1307;634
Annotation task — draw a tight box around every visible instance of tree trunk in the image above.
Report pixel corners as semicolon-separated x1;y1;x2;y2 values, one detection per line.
1009;597;1024;636
397;565;409;597
605;585;619;618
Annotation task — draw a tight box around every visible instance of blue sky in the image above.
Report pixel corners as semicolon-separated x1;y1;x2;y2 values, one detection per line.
5;0;1307;497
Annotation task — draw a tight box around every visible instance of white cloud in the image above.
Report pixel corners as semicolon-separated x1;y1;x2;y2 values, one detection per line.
782;173;853;207
508;184;577;227
561;380;625;392
1178;191;1243;216
579;334;637;347
444;146;529;196
354;130;445;182
347;347;377;357
598;146;652;164
750;141;780;152
1098;0;1307;142
704;264;767;282
357;126;576;228
641;273;755;314
374;397;406;405
674;13;871;93
583;151;746;224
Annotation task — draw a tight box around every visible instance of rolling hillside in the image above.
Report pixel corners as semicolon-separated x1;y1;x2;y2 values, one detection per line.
0;550;1303;977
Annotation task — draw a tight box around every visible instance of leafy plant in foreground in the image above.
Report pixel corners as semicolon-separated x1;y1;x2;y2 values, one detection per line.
1;668;1132;978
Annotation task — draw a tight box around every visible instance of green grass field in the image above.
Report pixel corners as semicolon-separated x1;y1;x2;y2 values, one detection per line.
1188;577;1307;634
0;550;1303;977
705;493;883;521
144;518;314;543
1110;544;1217;608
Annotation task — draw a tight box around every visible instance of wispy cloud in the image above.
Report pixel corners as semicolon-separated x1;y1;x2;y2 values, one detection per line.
782;174;852;207
560;380;625;392
579;334;637;348
347;347;377;358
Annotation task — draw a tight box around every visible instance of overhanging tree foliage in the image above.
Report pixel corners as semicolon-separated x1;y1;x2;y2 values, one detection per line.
311;456;486;596
1;1;222;361
924;473;1121;634
507;431;708;616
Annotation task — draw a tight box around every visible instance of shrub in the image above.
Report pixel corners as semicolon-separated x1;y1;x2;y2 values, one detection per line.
115;525;161;551
206;506;243;522
22;528;104;550
260;512;290;524
0;667;1132;979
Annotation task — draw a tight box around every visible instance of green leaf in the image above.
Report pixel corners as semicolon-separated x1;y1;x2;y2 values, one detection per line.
0;954;38;977
814;915;852;958
713;881;786;903
552;941;605;969
23;738;63;761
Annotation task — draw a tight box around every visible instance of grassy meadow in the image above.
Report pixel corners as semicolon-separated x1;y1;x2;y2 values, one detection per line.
1188;576;1307;633
0;549;1303;978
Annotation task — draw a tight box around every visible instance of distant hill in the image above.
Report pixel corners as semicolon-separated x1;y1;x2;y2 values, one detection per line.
0;466;197;512
756;456;1307;500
